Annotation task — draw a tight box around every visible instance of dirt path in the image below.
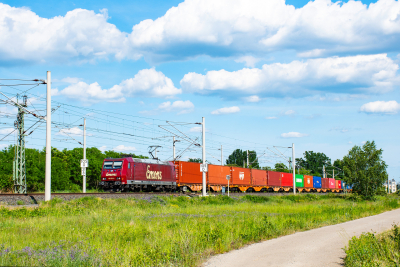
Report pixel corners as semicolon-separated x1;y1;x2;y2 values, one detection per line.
204;208;400;267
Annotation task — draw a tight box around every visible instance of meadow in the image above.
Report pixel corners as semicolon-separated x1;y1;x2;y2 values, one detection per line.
0;194;399;266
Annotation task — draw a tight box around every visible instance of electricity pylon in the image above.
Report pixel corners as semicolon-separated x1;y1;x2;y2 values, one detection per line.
13;95;27;193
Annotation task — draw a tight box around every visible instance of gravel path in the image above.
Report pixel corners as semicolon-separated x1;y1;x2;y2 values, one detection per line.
204;208;400;267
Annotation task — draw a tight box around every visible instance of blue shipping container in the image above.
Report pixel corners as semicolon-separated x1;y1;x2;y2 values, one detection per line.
313;176;322;188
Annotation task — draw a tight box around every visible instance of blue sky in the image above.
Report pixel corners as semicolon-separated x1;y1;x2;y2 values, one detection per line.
0;0;399;182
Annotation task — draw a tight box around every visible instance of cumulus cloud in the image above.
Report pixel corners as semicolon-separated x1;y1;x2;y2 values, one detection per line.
235;56;260;67
0;5;139;65
57;68;181;104
113;145;136;152
211;106;240;115
360;100;400;114
244;95;260;102
281;132;309;138
5;0;400;65
158;100;194;114
57;127;83;136
99;146;107;152
189;127;209;132
181;54;400;97
129;0;400;60
0;128;15;135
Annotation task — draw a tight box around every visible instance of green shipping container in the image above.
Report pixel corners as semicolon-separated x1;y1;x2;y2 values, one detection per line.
295;174;304;188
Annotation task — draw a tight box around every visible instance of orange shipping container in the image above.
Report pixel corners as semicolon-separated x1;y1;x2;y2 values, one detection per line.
335;180;339;189
208;165;231;185
175;161;202;184
304;175;313;188
251;169;267;186
231;167;251;185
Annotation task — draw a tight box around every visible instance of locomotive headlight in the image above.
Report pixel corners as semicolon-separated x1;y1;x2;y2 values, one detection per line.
117;177;121;180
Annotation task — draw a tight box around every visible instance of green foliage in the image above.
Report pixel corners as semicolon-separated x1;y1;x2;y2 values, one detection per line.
274;163;289;172
342;141;388;200
296;151;331;176
226;149;259;168
0;145;147;192
0;195;397;267
344;224;400;266
188;158;202;163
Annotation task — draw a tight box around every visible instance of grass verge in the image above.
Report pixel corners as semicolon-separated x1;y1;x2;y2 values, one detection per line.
0;194;399;266
344;224;400;266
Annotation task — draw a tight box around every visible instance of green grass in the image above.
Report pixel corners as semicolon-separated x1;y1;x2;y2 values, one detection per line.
344;224;400;267
0;194;398;267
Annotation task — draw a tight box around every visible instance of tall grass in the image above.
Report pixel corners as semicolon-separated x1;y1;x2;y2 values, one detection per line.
0;194;398;266
344;224;400;266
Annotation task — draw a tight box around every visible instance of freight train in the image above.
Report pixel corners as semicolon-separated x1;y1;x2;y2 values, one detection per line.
98;157;350;193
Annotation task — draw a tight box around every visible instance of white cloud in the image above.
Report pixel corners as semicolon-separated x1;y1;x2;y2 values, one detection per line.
181;54;399;97
0;5;139;64
0;106;17;116
61;77;82;84
244;95;260;102
211;106;240;115
235;56;260;67
158;100;194;114
4;0;400;65
0;128;15;135
281;132;309;138
56;127;83;136
99;146;107;152
360;100;400;114
361;141;367;145
284;110;296;116
57;68;181;104
129;0;400;59
113;145;136;152
266;116;277;119
297;49;326;58
189;127;209;132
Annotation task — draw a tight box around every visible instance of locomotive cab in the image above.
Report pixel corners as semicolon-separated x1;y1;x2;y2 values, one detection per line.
99;159;128;192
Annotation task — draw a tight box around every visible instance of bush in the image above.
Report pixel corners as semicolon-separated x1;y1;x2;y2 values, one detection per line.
344;224;400;266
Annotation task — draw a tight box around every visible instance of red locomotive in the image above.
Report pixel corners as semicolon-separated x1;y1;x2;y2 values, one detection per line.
99;157;176;192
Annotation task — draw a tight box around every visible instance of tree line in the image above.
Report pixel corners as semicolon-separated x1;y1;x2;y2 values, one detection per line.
0;145;147;192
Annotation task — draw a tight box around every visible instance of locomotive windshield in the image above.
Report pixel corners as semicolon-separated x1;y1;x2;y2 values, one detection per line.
113;161;123;169
103;162;113;169
103;161;123;169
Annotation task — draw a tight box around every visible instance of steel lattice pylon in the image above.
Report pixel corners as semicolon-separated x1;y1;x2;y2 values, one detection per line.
13;95;27;194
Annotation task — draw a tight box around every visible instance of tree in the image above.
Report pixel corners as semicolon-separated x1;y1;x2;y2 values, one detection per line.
274;163;289;172
188;158;202;163
342;141;388;200
296;151;331;176
226;149;259;168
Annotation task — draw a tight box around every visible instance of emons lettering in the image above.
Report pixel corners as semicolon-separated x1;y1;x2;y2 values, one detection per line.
146;165;162;180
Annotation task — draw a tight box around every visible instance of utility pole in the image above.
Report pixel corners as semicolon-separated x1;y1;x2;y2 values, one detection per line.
45;71;51;201
13;95;27;193
83;118;86;193
323;165;326;178
221;145;223;166
292;143;296;195
173;136;175;161
247;150;249;168
333;169;335;179
202;117;206;197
